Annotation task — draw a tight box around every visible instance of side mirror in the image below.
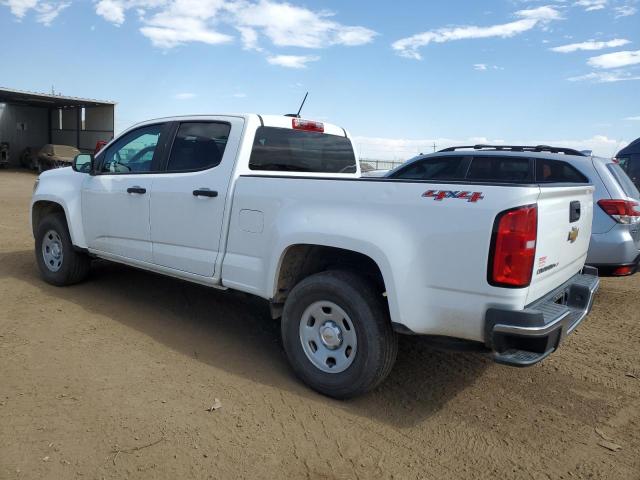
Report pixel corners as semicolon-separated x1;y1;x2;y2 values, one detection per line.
72;153;93;174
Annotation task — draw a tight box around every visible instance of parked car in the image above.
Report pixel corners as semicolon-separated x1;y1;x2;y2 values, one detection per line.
386;145;640;276
37;144;80;172
615;136;640;189
31;117;598;398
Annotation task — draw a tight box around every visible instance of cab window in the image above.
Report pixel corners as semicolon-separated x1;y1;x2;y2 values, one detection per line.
100;124;164;174
249;127;356;173
166;122;231;172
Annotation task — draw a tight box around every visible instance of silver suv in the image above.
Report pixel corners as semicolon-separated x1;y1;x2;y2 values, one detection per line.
385;145;640;277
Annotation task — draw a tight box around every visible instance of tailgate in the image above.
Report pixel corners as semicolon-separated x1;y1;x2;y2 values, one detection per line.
527;185;595;304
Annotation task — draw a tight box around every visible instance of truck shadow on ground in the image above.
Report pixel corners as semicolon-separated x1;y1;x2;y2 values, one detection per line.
0;249;490;428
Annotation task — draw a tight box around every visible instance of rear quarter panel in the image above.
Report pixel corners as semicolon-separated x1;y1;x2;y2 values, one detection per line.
223;177;543;341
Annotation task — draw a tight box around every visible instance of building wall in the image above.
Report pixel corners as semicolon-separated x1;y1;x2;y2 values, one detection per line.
50;105;114;152
0;104;49;166
1;102;114;166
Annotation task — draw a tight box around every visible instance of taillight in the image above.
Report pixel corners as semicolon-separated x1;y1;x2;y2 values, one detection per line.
613;266;633;276
292;118;324;133
489;205;538;288
597;199;640;224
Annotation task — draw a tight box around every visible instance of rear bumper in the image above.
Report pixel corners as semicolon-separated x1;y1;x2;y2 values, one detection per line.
586;224;640;268
587;253;640;277
484;266;599;367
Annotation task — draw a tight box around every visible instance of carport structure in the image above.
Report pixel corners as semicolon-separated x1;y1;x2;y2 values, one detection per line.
0;87;115;167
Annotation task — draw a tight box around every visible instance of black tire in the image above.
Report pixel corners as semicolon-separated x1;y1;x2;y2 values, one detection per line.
281;270;397;399
35;212;90;286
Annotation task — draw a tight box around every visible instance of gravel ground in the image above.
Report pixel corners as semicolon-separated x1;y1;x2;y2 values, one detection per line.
0;169;638;480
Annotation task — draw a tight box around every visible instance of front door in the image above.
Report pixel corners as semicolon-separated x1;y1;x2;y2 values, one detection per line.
149;117;244;276
81;123;169;263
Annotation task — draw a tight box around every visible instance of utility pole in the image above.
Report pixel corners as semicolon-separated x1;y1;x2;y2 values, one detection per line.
432;142;437;152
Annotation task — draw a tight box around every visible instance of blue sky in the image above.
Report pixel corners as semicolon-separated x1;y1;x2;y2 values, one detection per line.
1;0;639;159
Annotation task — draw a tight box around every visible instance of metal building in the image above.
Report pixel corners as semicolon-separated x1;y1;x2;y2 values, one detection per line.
0;87;115;167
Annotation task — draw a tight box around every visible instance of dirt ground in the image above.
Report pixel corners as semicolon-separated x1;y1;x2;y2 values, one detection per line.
0;169;638;480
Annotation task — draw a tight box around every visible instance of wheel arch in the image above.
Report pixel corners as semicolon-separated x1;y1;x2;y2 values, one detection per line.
270;243;399;325
31;197;86;248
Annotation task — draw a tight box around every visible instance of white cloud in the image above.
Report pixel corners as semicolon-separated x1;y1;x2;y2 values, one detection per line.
95;0;126;25
232;92;246;98
2;0;69;24
614;5;637;17
625;116;640;120
550;38;631;53
173;92;196;99
92;0;376;54
567;70;640;82
392;6;562;60
3;0;38;17
587;49;640;68
355;135;623;161
574;0;608;11
232;1;376;49
473;63;503;71
266;54;319;69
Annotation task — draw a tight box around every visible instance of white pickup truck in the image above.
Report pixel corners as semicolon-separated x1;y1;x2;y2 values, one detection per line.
31;114;599;398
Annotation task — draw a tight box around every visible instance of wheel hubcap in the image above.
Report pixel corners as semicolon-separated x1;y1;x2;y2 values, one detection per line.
299;301;357;373
42;229;63;272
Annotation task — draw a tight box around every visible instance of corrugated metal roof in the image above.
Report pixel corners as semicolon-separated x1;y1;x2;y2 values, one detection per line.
0;86;116;107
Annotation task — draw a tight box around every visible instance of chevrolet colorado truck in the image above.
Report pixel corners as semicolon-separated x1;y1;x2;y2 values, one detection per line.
31;114;599;398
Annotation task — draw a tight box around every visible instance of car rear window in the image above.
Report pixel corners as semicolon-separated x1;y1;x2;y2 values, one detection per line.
467;156;532;182
389;156;467;180
535;159;589;183
249;127;356;173
607;163;640;199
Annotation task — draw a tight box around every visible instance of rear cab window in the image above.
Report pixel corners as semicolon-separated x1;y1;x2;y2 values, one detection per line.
249;127;356;173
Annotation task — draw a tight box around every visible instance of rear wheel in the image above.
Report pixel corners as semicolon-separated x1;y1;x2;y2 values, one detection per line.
35;213;90;286
281;270;397;398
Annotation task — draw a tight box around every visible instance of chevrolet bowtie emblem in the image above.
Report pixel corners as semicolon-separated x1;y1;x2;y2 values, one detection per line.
567;227;579;243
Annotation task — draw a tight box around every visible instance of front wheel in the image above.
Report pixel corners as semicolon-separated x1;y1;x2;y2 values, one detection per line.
281;270;397;398
35;212;90;286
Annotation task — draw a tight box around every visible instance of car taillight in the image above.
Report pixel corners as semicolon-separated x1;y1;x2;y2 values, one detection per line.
292;118;324;133
597;199;640;224
613;266;633;276
489;205;538;288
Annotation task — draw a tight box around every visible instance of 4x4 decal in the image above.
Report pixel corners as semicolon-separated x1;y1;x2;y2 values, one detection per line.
422;190;485;203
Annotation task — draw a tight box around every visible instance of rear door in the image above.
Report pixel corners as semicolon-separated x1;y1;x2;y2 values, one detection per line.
149;117;244;276
526;158;594;303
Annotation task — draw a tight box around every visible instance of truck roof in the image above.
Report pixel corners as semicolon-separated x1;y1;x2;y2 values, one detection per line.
125;114;350;139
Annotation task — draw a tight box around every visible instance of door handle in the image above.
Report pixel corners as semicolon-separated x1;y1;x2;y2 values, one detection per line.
127;186;147;194
193;188;218;198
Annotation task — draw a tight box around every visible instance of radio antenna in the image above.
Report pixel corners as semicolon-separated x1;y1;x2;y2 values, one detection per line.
284;92;309;118
296;92;308;117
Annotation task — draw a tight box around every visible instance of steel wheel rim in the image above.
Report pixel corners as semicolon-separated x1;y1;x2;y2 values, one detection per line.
42;229;63;272
299;300;358;374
